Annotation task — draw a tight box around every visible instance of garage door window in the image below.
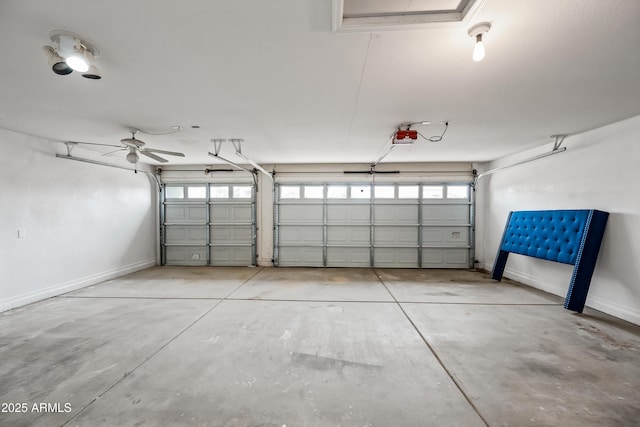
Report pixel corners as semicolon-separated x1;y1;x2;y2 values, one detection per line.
350;185;370;199
374;186;395;199
165;186;185;199
423;185;444;199
398;185;419;199
304;186;324;199
327;185;347;199
280;186;301;199
447;185;468;199
210;186;229;199
187;186;207;199
233;185;252;199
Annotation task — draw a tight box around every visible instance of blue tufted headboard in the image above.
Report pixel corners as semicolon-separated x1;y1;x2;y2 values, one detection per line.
491;209;609;313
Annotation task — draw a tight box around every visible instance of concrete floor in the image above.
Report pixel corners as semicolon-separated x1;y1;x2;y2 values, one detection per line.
1;267;639;427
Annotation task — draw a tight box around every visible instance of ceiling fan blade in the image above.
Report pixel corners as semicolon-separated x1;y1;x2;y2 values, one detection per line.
139;150;169;163
102;148;127;156
143;148;185;157
68;140;123;148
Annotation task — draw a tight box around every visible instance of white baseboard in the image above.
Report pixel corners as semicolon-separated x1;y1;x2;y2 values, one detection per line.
584;295;640;326
482;262;640;325
0;258;157;313
501;267;566;298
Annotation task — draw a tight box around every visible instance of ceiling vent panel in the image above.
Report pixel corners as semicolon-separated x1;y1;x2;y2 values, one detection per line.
332;0;485;32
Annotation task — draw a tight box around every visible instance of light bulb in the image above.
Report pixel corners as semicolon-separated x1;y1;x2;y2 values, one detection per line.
126;149;139;164
472;34;485;61
66;53;89;72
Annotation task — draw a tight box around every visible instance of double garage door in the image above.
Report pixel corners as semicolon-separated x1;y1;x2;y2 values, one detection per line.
161;182;256;266
275;182;473;268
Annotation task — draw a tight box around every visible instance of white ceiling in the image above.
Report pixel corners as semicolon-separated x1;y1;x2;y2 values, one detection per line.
0;0;639;166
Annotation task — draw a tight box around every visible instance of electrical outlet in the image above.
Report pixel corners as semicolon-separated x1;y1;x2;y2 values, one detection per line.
17;229;26;239
191;253;200;260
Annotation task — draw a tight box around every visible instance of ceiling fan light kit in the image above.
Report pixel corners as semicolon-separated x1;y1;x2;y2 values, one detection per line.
125;147;139;164
119;130;186;164
43;30;102;79
63;130;186;165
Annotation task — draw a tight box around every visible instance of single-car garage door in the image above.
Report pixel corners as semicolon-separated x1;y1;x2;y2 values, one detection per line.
274;182;473;268
161;182;256;266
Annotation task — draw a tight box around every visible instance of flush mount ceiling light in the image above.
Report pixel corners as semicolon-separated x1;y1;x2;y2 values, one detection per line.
43;30;102;79
468;22;491;61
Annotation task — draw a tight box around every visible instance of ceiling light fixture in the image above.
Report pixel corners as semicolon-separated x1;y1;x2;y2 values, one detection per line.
44;30;102;79
468;22;491;62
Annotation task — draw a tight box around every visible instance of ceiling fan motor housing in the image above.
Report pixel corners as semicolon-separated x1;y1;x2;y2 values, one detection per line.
121;137;145;148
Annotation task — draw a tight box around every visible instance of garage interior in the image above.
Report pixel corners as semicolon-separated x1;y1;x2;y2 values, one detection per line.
1;1;639;426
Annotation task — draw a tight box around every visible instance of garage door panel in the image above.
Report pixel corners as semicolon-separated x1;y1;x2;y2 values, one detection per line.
165;246;208;266
374;248;419;268
165;226;208;244
327;247;370;267
422;226;469;246
279;205;323;223
165;205;207;223
210;205;252;223
374;205;417;224
374;226;418;245
422;248;469;268
327;205;370;223
422;205;469;224
210;247;252;266
210;226;252;244
278;247;323;267
327;226;370;245
279;226;323;244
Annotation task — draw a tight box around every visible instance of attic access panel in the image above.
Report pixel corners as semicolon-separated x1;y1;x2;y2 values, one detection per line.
334;0;484;31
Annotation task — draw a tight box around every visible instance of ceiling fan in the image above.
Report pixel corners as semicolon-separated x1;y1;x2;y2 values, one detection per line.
70;130;186;163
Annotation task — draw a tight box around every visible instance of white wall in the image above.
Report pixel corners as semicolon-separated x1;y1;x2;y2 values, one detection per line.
476;115;640;325
0;128;157;312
